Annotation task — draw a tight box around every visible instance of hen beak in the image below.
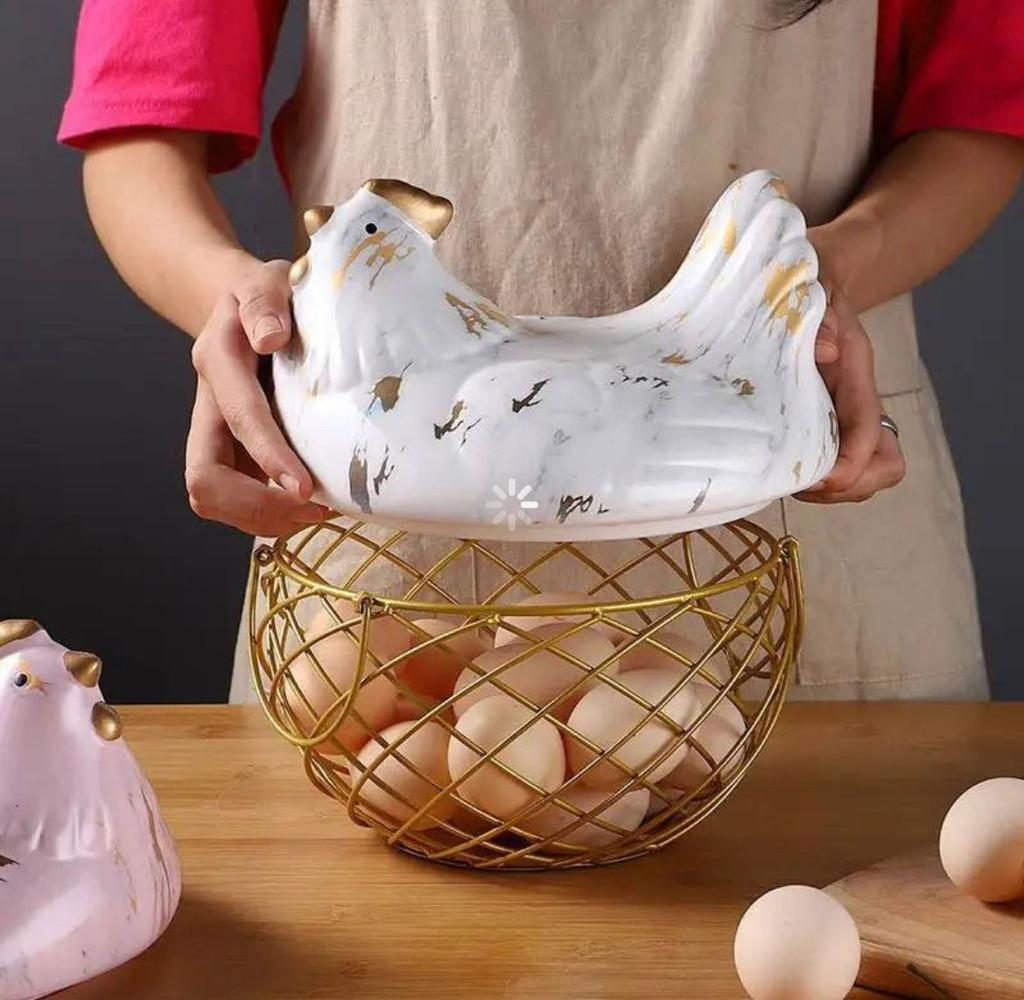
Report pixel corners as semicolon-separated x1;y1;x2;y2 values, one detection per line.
65;651;102;688
92;702;123;741
0;619;42;649
362;178;453;239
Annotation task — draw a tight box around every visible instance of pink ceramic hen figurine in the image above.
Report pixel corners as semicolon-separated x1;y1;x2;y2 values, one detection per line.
0;620;181;1000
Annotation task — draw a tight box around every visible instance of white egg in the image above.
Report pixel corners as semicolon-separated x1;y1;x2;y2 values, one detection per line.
454;623;618;720
448;696;566;819
494;592;622;646
734;886;861;1000
520;786;650;850
284;600;402;753
619;628;728;684
566;667;701;790
939;776;1024;902
664;683;746;791
353;719;455;830
396;618;489;702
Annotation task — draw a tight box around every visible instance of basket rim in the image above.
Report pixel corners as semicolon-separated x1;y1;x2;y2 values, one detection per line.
255;517;797;618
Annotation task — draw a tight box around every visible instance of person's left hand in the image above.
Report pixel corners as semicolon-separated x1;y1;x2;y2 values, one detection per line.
795;281;906;504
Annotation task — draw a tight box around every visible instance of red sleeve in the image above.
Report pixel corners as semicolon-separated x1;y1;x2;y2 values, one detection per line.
57;0;286;173
875;0;1024;150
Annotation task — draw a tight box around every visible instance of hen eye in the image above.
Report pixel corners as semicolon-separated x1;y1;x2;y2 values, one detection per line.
13;672;28;688
365;223;378;234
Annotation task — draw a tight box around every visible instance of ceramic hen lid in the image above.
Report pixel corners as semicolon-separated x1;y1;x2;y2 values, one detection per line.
0;619;181;999
275;170;837;541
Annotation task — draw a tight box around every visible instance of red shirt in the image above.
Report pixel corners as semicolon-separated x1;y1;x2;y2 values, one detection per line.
59;0;1024;174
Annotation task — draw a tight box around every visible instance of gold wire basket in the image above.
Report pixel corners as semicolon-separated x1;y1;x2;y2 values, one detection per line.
248;518;803;871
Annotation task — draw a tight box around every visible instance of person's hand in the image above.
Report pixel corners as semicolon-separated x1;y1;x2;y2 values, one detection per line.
185;258;330;535
796;281;906;504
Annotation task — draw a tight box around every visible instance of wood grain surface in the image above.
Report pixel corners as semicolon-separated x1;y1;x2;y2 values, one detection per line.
56;702;1023;1000
827;845;1024;1000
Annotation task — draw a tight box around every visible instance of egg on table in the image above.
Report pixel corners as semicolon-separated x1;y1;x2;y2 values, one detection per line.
352;719;455;830
448;696;566;819
733;885;861;1000
284;600;404;754
494;592;623;646
519;786;650;850
664;683;746;791
566;666;701;790
939;776;1024;902
396;618;490;702
454;623;618;720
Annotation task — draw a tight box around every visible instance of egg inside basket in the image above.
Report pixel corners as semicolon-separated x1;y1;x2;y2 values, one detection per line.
248;516;801;871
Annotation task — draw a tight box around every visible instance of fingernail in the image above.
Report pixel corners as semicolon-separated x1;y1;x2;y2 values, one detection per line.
254;316;284;346
279;473;301;494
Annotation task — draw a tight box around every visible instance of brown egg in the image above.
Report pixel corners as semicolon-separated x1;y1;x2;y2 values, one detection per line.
567;667;701;790
619;628;728;684
283;601;403;754
939;777;1024;902
446;800;497;838
734;886;861;1000
453;624;618;721
664;683;746;791
353;719;455;830
644;785;686;820
396;618;489;702
494;592;622;646
448;696;566;819
520;786;650;850
391;692;448;725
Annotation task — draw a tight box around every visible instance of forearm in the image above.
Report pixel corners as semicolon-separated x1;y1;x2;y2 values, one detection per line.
810;129;1024;313
83;130;258;337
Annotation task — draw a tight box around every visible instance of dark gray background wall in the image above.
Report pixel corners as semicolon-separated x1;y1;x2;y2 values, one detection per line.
2;2;1021;702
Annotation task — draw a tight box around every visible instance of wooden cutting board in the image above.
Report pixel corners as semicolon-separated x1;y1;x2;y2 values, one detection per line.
825;846;1024;1000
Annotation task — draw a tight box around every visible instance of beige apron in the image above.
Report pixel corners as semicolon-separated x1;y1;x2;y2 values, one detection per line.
231;0;987;701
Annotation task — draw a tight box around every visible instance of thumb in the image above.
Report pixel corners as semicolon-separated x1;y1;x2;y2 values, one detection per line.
237;260;293;354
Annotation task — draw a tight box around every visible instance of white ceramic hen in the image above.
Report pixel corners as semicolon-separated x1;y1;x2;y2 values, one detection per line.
276;170;837;540
0;620;181;1000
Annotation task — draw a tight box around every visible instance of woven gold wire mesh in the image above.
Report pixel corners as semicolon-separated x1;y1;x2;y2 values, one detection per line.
248;517;803;871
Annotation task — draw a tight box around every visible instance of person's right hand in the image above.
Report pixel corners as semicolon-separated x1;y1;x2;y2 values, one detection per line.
185;259;329;536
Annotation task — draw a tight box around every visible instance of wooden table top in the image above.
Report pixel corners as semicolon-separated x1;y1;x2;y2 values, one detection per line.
62;702;1023;1000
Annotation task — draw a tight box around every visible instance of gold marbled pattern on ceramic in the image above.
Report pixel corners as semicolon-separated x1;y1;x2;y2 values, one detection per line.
764;260;812;333
445;292;495;337
371;374;405;412
722;218;737;254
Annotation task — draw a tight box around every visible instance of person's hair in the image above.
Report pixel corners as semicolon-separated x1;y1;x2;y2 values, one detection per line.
773;0;836;26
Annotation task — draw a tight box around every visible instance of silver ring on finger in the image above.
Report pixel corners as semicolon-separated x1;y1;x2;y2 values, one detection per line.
880;414;899;439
